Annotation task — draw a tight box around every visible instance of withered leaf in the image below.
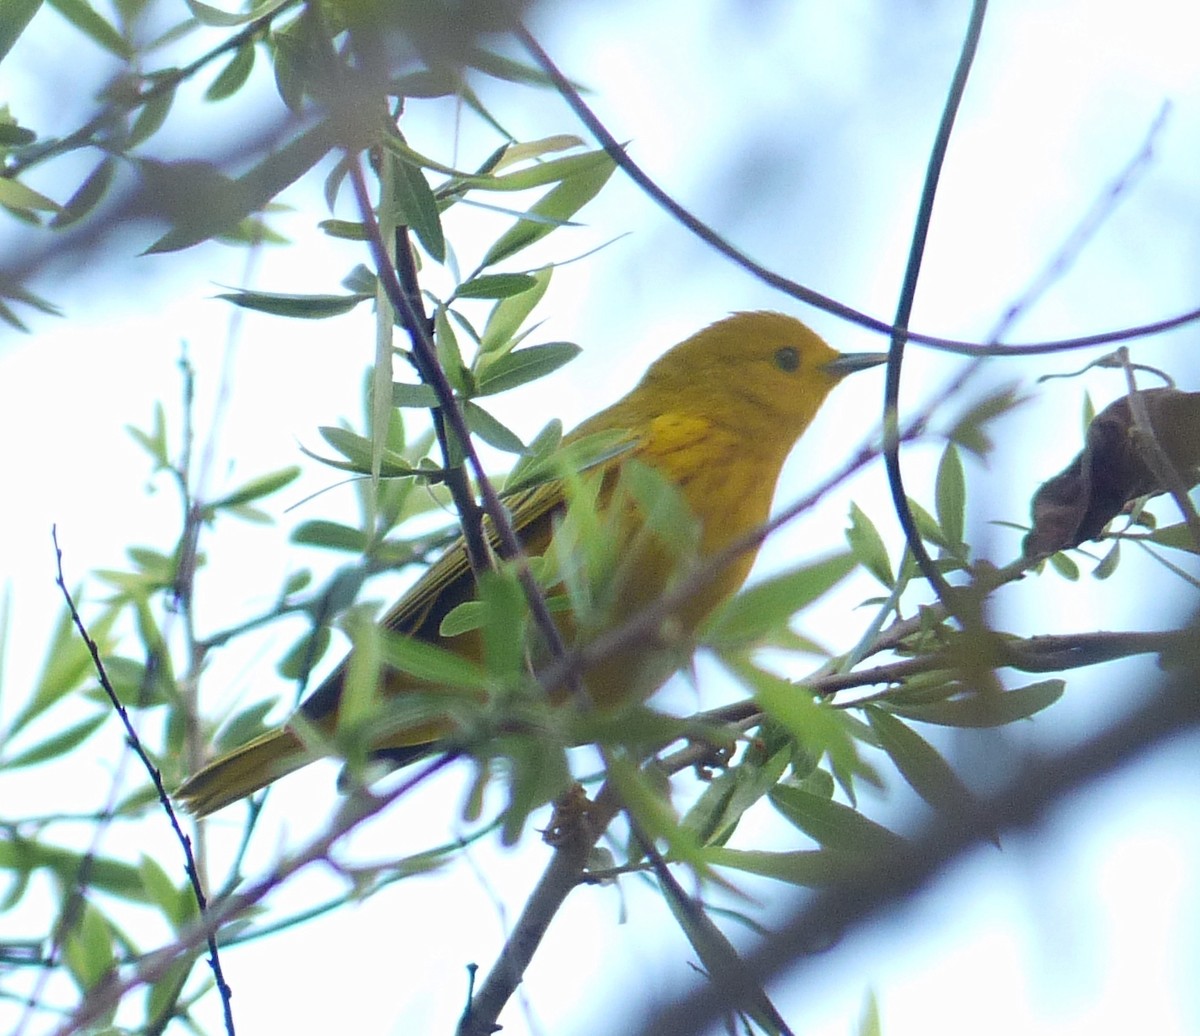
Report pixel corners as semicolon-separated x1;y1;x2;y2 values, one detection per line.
1024;388;1200;557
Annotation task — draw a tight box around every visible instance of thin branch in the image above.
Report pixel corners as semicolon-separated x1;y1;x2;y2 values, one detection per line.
49;752;460;1036
50;528;235;1036
881;0;988;612
514;24;1200;361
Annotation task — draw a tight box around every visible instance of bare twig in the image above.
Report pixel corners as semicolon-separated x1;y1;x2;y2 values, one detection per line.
50;529;235;1036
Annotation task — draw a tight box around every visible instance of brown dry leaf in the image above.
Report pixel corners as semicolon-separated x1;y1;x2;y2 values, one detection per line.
1023;388;1200;557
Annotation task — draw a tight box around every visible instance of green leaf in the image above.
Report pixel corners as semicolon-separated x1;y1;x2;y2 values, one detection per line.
0;838;150;901
703;846;851;887
455;273;538;300
318;425;411;474
1092;541;1121;579
47;0;131;57
907;498;950;550
480;265;551;354
277;627;330;682
206;40;256;100
492;135;586;171
0;176;58;214
935;442;966;549
481;152;616;267
320;218;368;240
704;552;854;649
379;629;490;691
390;151;445;262
10;604;117;736
463;400;526;453
1048;551;1080;580
1146;523;1200;554
3;714;106;768
478;569;529;680
865;706;978;819
0;0;43;64
216;288;369;318
128;81;175;148
730;661;862;783
186;0;287;25
475;341;580;396
50;157;115;228
948;384;1022;458
138;855;194;929
768;785;905;856
147;124;335;253
888;680;1065;728
392;382;441;408
845;503;893;587
207;465;299;511
434;306;469;395
62;900;116;993
680;748;790;847
439;600;485;638
292;520;369;553
856;991;882;1036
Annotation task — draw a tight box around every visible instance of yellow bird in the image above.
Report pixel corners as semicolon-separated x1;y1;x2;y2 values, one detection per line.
175;312;885;816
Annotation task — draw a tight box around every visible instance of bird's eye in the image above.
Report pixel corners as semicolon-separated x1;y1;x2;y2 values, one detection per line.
774;346;800;372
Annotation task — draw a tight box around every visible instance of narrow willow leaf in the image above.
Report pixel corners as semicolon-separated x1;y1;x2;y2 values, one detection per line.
908;498;950;550
320;218;368;240
768;785;905;856
391;151;445;262
865;706;978;819
475;341;581;396
481;152;616;267
455;273;538;299
888;680;1064;727
948;384;1022;458
480;265;551;354
0;839;150;901
3;714;106;768
478;569;529;680
492;135;586;171
1092;541;1121;579
207;465;300;510
1146;523;1200;554
392;382;441;408
47;0;130;56
704;552;854;649
935;442;966;549
380;629;490;690
0;0;42;63
439;600;485;638
291;520;369;553
216;289;369;318
205;41;256;100
845;503;893;587
463;400;526;454
62;900;116;992
680;748;790;847
704;846;850;887
128;82;175;149
50;157;115;228
0;176;58;213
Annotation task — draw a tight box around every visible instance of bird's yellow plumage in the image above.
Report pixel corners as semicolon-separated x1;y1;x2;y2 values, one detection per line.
175;311;885;816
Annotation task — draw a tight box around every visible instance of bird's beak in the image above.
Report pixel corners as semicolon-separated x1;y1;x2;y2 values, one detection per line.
823;352;889;378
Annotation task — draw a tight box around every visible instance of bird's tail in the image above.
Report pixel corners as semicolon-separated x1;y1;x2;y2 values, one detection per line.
175;728;309;818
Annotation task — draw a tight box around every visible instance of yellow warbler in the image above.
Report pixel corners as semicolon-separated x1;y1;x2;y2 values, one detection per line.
176;311;884;816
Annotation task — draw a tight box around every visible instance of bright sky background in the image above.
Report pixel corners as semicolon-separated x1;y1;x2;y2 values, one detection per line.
2;2;1200;1034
